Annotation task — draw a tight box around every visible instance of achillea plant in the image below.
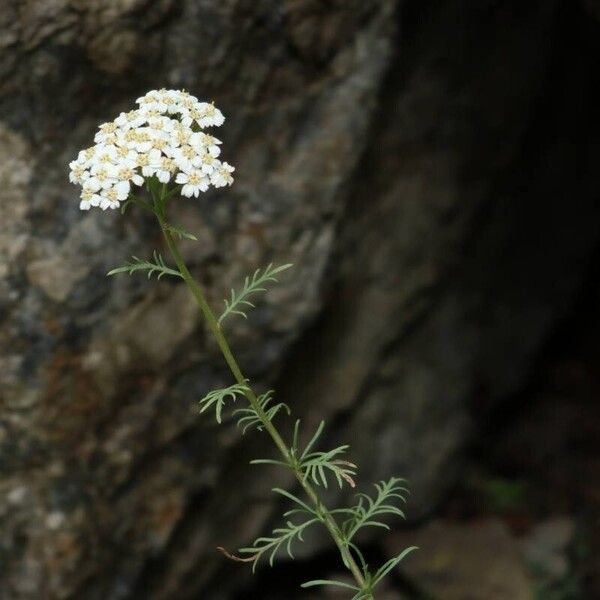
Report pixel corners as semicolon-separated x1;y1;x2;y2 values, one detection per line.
69;89;415;598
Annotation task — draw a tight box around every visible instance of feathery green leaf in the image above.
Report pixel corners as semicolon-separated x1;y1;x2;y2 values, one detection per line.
163;222;198;241
239;517;319;571
218;263;292;325
301;445;357;489
273;488;318;518
301;580;361;592
296;421;357;489
342;477;409;542
198;382;249;424
233;390;290;434
107;251;182;280
371;547;418;586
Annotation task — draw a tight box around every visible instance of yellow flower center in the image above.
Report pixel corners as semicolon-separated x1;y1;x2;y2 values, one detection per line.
188;172;201;185
100;122;117;134
161;158;175;171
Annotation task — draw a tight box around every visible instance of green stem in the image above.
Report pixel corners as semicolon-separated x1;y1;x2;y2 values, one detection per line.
158;216;368;595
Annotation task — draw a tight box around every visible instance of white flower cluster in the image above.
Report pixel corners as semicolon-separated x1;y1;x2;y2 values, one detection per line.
69;89;234;211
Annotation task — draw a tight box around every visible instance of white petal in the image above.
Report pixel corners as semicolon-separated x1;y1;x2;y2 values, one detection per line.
85;178;101;192
115;181;130;199
157;170;171;183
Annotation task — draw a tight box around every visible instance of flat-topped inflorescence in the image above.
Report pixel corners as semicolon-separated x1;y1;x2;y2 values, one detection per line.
68;89;234;211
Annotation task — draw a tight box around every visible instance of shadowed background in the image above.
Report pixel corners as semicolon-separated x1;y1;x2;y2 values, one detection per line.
1;1;599;598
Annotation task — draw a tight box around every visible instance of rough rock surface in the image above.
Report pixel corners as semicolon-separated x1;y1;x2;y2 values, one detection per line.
521;517;575;584
387;519;534;599
1;1;600;598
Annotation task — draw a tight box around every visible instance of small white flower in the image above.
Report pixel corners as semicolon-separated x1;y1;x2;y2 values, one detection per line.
147;116;174;134
114;145;139;163
153;155;177;184
136;91;155;104
171;128;192;148
77;147;96;166
191;132;222;157
199;152;221;175
99;186;124;210
197;102;225;128
94;121;119;144
79;191;92;210
136;151;153;177
69;160;89;184
116;162;144;191
115;110;144;131
114;180;133;199
139;101;167;118
132;130;153;153
176;170;209;197
87;166;116;191
171;144;199;172
90;144;117;167
161;92;180;114
211;162;235;188
149;134;170;154
179;95;198;112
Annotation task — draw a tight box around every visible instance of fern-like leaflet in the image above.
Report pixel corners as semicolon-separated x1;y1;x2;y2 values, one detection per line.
301;579;366;599
218;263;292;325
234;390;290;435
107;250;182;280
239;488;319;571
198;382;249;424
301;545;417;599
163;222;198;241
370;546;418;587
342;477;408;542
294;421;357;489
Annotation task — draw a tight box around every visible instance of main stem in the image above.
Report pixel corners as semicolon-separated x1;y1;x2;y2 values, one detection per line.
158;218;367;593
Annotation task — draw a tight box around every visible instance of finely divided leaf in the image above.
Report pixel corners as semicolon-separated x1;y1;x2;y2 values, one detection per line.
371;546;418;586
297;421;357;489
342;477;409;542
198;382;249;424
239;517;319;571
301;580;361;592
163;222;198;241
107;250;182;280
219;263;292;325
234;390;290;434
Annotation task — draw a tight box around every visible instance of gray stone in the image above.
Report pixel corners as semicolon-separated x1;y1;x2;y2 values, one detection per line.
1;0;599;598
521;517;575;582
387;520;534;600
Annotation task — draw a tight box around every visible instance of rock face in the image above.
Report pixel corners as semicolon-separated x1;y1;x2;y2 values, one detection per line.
387;520;534;600
1;1;600;598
